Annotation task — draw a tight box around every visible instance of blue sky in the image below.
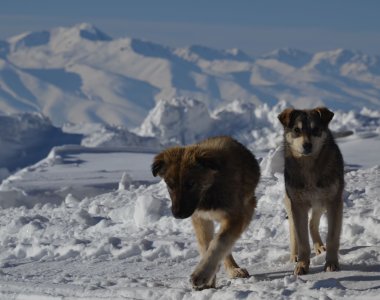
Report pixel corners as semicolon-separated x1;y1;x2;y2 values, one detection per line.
1;0;379;55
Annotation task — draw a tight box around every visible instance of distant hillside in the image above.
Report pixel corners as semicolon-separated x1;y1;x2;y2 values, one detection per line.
1;23;379;127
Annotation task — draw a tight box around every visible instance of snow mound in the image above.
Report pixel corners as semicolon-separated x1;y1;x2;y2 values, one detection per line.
137;98;214;145
330;107;380;135
137;98;286;148
260;146;284;177
79;123;161;149
213;100;287;150
137;98;379;154
134;194;165;227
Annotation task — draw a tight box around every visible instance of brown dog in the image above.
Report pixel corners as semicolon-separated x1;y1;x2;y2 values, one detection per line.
278;107;344;275
151;136;260;289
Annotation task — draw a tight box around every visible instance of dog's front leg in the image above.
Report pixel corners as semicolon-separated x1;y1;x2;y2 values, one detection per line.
191;215;216;289
310;207;326;255
284;194;298;262
191;218;244;290
192;215;214;256
291;201;310;275
325;197;343;272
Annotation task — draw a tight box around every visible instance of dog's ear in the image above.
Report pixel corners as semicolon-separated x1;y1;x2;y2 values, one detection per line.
278;108;297;127
151;153;165;177
314;107;334;126
196;151;221;171
152;147;184;177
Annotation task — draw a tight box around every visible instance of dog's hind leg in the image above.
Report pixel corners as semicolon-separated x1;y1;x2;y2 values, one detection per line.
310;208;326;255
191;218;246;290
324;197;343;272
224;253;249;278
284;194;298;262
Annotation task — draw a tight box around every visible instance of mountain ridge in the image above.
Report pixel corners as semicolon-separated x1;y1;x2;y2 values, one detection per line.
1;23;379;127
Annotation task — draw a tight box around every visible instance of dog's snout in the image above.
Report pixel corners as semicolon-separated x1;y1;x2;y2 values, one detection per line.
171;199;196;219
171;207;191;219
171;204;181;217
303;142;312;153
171;204;187;219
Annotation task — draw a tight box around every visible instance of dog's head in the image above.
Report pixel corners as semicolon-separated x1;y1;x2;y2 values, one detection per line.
151;146;220;219
278;107;334;157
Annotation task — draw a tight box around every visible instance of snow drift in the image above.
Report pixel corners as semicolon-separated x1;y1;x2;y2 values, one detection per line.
137;98;379;151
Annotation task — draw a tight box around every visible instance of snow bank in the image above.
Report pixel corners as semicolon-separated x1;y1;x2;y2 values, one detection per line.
79;124;161;149
62;122;162;153
136;98;283;149
136;98;379;152
136;98;214;145
134;193;166;227
0;181;182;263
259;146;284;177
330;107;380;135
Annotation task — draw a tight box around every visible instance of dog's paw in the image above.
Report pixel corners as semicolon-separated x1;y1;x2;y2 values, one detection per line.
294;260;310;276
314;244;326;255
228;267;250;279
324;261;340;272
190;270;216;290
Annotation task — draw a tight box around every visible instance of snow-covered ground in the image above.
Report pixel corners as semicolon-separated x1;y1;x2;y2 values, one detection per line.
0;102;379;299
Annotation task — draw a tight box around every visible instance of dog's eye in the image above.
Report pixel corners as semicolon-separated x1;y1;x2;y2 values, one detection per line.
294;128;301;134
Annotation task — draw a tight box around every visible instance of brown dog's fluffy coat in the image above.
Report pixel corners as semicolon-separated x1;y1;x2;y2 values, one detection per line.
278;107;344;275
152;136;260;289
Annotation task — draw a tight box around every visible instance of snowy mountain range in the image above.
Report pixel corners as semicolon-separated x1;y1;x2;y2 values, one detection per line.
0;23;379;128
